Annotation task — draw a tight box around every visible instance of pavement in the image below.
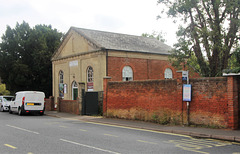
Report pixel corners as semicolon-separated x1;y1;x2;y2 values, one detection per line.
45;110;240;143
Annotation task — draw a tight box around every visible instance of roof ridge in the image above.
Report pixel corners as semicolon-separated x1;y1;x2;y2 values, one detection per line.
69;26;172;55
71;26;160;41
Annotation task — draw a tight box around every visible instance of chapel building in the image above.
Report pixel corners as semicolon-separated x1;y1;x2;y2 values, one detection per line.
52;27;176;103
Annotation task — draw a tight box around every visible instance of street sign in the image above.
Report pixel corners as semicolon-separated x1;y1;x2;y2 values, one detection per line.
87;82;94;91
183;84;192;102
182;71;188;81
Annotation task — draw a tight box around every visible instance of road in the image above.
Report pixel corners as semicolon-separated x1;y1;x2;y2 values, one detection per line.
0;111;239;154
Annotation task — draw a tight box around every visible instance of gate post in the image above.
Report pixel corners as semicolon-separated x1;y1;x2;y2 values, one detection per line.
47;96;55;111
78;82;85;115
103;76;112;116
227;76;239;129
57;97;62;112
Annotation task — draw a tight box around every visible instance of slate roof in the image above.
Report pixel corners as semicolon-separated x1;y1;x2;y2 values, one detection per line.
72;27;172;55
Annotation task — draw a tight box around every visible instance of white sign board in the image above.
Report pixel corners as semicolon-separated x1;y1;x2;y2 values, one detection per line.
64;84;67;94
69;60;78;67
183;84;192;102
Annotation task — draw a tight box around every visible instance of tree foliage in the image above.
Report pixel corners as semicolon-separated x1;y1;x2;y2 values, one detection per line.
158;0;240;77
229;47;240;68
0;21;63;97
0;84;10;95
142;31;166;43
224;47;240;73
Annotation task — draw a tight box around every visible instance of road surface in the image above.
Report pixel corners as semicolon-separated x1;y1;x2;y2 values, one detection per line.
0;112;239;154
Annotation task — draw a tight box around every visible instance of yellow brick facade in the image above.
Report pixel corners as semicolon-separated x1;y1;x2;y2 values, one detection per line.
52;29;106;103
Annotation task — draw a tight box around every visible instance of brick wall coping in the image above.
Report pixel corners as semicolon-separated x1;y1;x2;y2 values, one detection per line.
108;79;177;84
190;77;227;82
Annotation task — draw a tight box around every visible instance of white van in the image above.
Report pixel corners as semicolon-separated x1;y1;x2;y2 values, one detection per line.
0;96;14;111
9;91;45;115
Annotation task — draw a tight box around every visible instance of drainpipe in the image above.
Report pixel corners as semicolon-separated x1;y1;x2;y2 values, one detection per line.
106;49;108;76
102;47;108;77
187;71;190;126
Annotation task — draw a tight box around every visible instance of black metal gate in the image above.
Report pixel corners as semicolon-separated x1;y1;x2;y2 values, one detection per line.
82;92;99;115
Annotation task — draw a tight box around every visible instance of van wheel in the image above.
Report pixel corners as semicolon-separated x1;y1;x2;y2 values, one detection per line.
18;108;23;116
9;107;12;114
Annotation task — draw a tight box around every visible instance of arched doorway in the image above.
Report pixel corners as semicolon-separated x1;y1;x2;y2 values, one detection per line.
72;81;78;100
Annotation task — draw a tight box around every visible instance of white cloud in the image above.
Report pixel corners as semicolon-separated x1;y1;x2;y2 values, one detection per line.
0;0;178;46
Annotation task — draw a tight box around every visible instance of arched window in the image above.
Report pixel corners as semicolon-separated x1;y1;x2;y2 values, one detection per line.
72;81;78;100
87;66;94;83
59;70;64;98
164;68;173;79
59;70;64;83
122;66;133;81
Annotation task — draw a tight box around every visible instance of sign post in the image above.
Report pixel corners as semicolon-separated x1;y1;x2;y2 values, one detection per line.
183;83;192;124
179;70;191;125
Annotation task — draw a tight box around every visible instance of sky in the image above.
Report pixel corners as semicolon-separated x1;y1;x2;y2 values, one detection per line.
0;0;179;46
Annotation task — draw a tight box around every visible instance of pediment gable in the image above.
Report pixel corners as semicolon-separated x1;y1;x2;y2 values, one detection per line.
52;28;100;61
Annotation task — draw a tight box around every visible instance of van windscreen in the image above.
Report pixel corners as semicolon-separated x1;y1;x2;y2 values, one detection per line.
3;97;13;101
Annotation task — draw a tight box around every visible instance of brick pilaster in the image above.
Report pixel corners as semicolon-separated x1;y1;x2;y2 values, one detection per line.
57;97;62;112
78;82;85;115
227;76;239;129
103;76;112;116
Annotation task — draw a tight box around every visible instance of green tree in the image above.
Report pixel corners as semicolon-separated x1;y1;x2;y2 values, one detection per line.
0;84;10;95
229;47;240;68
0;21;63;97
158;0;240;77
142;31;166;43
225;47;240;73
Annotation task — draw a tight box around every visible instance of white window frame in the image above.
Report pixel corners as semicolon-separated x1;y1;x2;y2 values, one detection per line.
164;68;173;79
122;66;133;81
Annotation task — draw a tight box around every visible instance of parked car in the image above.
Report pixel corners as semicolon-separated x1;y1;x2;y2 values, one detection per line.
0;96;14;112
9;91;45;116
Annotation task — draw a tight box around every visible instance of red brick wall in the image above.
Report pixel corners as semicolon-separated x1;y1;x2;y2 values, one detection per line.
104;76;232;128
107;57;177;81
45;96;54;111
105;79;182;124
58;99;80;115
189;77;228;127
